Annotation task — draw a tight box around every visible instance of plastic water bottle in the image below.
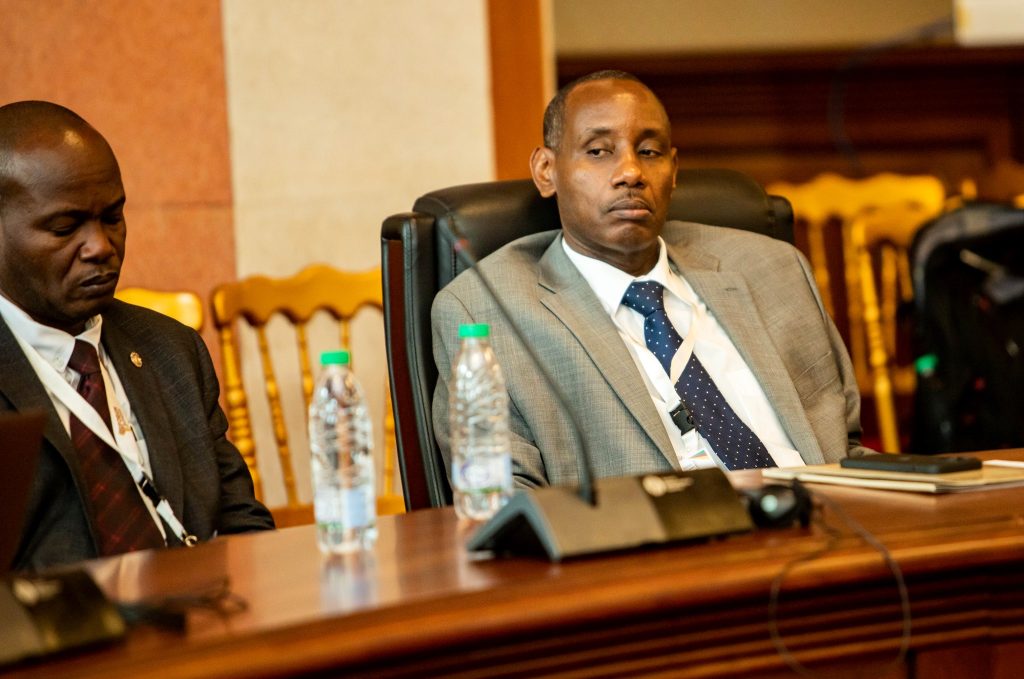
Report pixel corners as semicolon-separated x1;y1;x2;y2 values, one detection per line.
308;350;377;553
449;323;513;520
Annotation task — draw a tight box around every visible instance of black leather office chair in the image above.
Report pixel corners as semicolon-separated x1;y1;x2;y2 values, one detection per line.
381;169;794;510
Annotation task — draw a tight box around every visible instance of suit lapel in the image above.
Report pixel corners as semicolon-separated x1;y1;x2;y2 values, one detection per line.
666;236;825;464
0;317;83;477
0;315;106;551
101;314;185;518
537;239;679;469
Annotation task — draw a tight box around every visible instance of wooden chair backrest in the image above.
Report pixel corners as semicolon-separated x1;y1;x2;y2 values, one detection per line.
849;201;937;452
116;287;204;331
210;264;403;525
767;172;945;395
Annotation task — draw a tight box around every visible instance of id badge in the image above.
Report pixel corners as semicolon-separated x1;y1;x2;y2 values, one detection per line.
680;429;710;464
679;430;712;470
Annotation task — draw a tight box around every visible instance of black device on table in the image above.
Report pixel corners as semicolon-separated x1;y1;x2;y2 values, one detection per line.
840;453;982;474
0;412;126;669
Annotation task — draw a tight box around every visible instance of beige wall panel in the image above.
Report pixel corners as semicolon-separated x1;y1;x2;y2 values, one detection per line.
554;0;951;54
222;0;494;508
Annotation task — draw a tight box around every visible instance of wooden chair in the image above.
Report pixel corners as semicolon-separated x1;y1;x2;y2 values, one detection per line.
115;287;204;330
849;202;938;453
766;173;946;396
768;173;857;318
210;264;404;527
767;174;947;452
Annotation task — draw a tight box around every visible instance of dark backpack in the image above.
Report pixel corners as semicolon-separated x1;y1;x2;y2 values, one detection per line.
910;203;1024;453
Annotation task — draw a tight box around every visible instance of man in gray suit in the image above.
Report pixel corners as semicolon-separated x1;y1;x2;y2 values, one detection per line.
432;71;866;489
0;101;273;571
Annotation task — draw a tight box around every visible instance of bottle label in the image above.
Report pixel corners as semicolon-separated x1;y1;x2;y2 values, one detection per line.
454;454;512;494
314;485;373;529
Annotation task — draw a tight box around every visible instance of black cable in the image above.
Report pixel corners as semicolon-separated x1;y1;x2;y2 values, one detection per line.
767;488;912;677
827;14;955;177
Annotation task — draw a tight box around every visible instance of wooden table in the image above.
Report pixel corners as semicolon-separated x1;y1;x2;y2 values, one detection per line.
10;450;1024;678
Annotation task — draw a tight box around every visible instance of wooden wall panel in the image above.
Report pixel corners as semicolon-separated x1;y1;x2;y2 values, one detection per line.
559;46;1024;190
488;0;552;179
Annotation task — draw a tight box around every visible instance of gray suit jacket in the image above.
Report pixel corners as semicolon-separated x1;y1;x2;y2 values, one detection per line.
432;222;865;488
2;300;274;572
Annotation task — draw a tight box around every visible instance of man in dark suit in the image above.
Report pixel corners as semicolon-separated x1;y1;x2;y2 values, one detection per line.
0;101;273;571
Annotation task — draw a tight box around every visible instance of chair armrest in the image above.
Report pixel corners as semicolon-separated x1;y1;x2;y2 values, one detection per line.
382;213;452;509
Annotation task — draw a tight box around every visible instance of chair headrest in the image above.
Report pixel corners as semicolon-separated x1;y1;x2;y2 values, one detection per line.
410;168;792;289
413;179;557;266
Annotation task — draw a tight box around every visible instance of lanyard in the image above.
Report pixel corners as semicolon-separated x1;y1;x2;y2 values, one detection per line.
623;278;709;406
666;284;708;385
12;334;197;547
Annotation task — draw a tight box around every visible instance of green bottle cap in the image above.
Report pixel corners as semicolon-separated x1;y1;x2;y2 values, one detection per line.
458;323;490;339
915;353;938;374
320;350;351;365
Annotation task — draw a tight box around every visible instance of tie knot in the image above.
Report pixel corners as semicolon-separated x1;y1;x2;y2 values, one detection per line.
621;280;666;317
68;340;101;376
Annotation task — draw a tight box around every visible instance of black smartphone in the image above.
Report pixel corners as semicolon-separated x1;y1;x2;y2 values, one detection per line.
840;454;982;474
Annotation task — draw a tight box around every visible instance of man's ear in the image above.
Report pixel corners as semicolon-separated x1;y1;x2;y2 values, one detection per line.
530;146;557;198
670;147;679;189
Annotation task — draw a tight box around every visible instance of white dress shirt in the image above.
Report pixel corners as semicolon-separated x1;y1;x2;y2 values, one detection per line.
0;293;166;537
562;236;805;470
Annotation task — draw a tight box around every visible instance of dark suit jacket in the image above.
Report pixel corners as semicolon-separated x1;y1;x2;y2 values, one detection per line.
2;300;274;571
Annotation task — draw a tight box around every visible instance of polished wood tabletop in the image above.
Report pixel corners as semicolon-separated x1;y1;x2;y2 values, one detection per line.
9;450;1024;678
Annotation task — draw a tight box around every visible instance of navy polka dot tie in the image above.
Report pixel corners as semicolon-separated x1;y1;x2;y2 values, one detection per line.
621;280;776;470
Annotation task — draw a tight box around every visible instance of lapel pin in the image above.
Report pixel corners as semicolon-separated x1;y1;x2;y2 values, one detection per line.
130;351;143;367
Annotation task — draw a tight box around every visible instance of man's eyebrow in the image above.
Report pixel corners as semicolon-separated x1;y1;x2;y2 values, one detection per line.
578;126;614;142
104;196;127;211
636;127;670;141
38;195;126;222
578;126;670;143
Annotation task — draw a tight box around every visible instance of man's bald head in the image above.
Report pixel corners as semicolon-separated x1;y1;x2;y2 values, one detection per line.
530;73;678;276
0;101;126;334
0;101;112;214
542;70;663;151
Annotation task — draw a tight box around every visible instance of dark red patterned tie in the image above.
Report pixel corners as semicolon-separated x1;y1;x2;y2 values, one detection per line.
67;340;164;555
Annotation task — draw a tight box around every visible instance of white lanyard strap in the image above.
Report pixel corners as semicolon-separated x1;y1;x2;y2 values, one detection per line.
652;272;708;385
139;478;199;547
12;334;197;547
619;281;709;412
668;297;706;384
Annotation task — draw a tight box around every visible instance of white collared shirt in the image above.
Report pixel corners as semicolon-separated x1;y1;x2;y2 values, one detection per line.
0;293;165;537
562;236;804;470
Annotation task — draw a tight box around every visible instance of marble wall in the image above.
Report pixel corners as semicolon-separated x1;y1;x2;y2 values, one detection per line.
220;0;495;506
